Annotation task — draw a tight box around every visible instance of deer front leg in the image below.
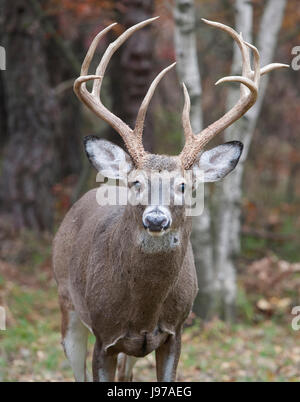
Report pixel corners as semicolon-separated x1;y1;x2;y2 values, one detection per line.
155;332;181;382
92;339;118;381
61;309;90;382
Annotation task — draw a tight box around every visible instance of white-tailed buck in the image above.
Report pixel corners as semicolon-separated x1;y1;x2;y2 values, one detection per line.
53;17;287;381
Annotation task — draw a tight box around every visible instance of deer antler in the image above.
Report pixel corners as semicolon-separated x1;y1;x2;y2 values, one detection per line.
180;18;289;169
74;17;176;167
74;18;288;170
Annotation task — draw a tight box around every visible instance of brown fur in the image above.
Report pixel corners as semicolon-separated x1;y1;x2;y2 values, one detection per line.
53;156;198;381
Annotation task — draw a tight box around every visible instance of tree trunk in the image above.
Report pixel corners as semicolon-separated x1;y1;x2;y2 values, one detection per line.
0;0;58;231
0;70;7;147
29;0;83;178
174;0;203;133
0;0;7;147
173;0;215;319
46;29;82;178
108;0;155;152
212;0;287;321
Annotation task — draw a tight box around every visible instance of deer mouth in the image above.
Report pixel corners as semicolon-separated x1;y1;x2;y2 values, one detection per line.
146;227;170;237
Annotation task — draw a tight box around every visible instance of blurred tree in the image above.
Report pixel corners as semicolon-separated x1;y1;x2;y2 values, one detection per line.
30;0;84;178
174;0;288;321
46;33;82;178
173;0;215;319
0;0;58;231
0;2;7;147
212;0;287;321
108;0;156;152
0;73;7;147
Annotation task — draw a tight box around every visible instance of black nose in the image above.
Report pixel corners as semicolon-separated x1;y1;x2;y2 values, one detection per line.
144;213;170;232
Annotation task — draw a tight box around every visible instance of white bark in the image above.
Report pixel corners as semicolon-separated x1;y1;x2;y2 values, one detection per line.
174;0;203;132
173;0;214;318
173;0;287;321
213;0;287;320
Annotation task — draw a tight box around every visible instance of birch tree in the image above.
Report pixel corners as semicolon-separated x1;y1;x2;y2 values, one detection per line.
173;0;288;320
213;0;287;321
174;0;215;318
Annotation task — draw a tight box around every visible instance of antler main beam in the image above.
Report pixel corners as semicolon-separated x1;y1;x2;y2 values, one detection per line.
74;17;176;167
180;18;289;169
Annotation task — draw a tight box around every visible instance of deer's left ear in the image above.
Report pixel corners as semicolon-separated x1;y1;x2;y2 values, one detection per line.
192;141;243;183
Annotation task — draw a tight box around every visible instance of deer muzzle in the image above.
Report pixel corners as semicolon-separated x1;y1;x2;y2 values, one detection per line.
142;206;171;234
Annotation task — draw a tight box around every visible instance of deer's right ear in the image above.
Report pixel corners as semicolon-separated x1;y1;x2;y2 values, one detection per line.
84;136;134;180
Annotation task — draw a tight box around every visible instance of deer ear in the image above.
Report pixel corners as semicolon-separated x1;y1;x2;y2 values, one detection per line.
84;136;134;179
192;141;243;183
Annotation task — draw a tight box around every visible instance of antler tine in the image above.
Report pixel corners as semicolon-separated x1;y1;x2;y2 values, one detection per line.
246;63;289;80
74;17;162;167
215;75;257;94
182;83;194;144
92;17;159;98
179;18;289;170
74;24;117;102
202;19;255;99
134;62;177;139
260;63;289;76
81;23;117;77
244;41;260;84
202;19;251;77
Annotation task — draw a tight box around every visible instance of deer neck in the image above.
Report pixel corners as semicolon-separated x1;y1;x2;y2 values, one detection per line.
108;206;191;318
111;205;191;263
105;208;190;331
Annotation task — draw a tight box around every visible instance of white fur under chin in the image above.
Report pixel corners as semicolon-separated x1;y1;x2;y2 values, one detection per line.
137;229;181;254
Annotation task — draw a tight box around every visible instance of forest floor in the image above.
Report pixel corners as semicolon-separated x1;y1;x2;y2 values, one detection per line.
0;230;300;382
